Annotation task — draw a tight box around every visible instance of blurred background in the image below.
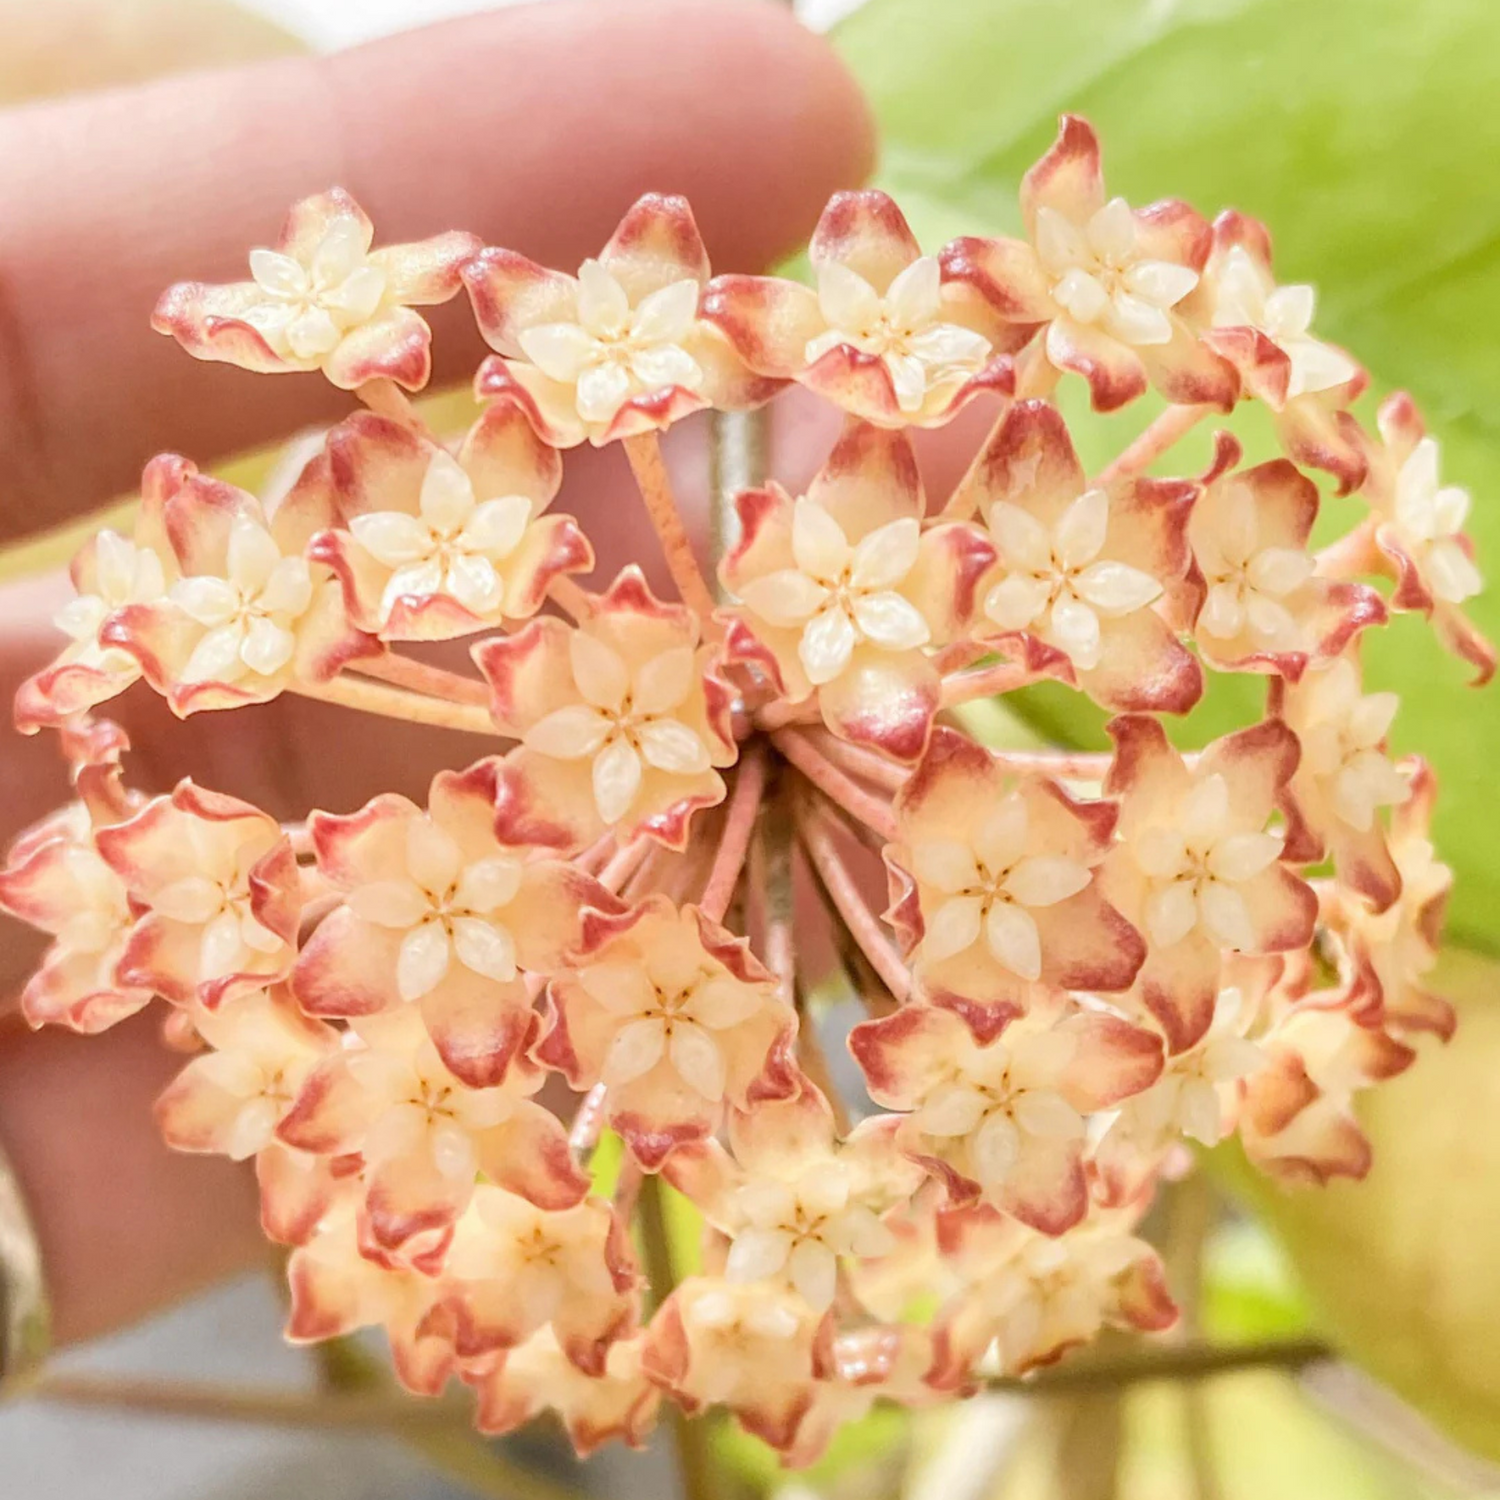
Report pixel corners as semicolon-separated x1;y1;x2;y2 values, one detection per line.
3;0;1500;1497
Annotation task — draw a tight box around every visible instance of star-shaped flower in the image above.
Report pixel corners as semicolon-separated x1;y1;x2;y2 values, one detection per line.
942;116;1235;412
95;780;300;1010
720;422;992;760
538;898;798;1169
852;1001;1160;1232
153;188;478;390
465;194;773;446
704;190;1014;427
312;406;589;640
1189;433;1384;680
961;400;1202;713
101;458;375;714
1101;716;1317;1052
887;727;1143;1026
294;758;614;1087
477;569;737;850
1276;653;1410;909
1184;211;1367;489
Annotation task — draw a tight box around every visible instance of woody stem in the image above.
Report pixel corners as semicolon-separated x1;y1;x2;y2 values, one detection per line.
985;1336;1333;1396
796;799;912;1003
289;676;498;735
622;432;720;621
354;652;491;707
772;728;900;841
1096;402;1210;484
698;743;768;922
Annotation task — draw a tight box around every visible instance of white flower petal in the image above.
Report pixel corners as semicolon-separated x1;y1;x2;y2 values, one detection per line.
1047;594;1102;668
637;717;711;775
816;260;881;333
418;452;476;534
1004;855;1090;909
630;278;701;344
909;837;980;894
569;631;630;710
971;1111;1020;1184
790;499;851;582
406;817;464;895
518;322;599;384
348;879;430;929
1074;560;1161;615
985;901;1042;981
1034;206;1088;274
379;559;445;620
592;736;643;825
1207;832;1283;883
1013;1088;1084;1140
1145;881;1199;948
850;517;922;591
1052;266;1110;324
798;605;857;686
444;553;504;616
575;360;634;425
1122;259;1198;309
459;495;532;560
668;1019;725;1101
249;248;308;298
171;575;240;628
1247;547;1314;597
916;1084;989;1138
984;572;1053;631
523;705;612;759
686;974;762;1030
601;1016;666;1086
974;795;1029;873
632;645;699;716
239;616;296;677
885;255;943;329
286;304;341;360
738;570;830;627
1104;293;1173;347
1198;881;1257;951
986;502;1053;572
726;1226;793;1284
451;915;518;983
453;856;524;915
629;343;702;392
397;920;451;1001
181;623;247;685
152;876;224;925
257;556;313;618
850;590;931;651
787;1238;839;1312
920;894;984;963
575;258;631;336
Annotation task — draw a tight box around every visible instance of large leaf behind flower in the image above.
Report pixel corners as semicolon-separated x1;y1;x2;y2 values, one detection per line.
835;0;1500;951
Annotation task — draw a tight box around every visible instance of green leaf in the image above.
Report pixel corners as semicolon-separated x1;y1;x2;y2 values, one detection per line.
835;0;1500;948
1212;950;1500;1464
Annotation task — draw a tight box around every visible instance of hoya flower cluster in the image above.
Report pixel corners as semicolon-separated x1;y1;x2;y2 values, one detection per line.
2;122;1484;1464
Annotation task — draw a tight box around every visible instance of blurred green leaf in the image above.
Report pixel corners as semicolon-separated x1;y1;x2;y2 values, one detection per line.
835;0;1500;948
1200;1218;1312;1345
1215;950;1500;1463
